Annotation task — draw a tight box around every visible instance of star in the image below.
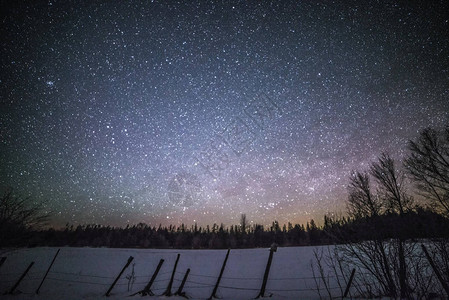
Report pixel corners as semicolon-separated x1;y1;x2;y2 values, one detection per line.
0;1;448;228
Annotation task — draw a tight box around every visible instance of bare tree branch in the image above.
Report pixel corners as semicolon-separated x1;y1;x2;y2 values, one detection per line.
405;126;449;216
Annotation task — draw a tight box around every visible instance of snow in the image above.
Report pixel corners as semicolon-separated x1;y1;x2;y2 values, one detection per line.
0;246;339;300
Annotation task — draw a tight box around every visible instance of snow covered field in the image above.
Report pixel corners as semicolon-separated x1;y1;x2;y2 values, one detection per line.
0;246;341;300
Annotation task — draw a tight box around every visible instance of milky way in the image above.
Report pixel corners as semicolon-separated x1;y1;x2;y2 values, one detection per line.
1;1;448;228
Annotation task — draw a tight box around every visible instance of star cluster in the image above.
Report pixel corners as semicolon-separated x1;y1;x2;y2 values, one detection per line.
1;1;448;227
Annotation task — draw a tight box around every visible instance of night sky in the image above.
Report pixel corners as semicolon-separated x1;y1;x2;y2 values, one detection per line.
1;1;448;228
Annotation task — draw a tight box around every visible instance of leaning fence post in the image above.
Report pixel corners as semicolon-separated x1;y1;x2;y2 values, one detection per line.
421;244;449;298
0;257;6;270
8;262;34;294
131;258;165;296
256;243;277;299
142;258;165;296
175;268;190;298
343;268;356;298
163;253;180;296
208;248;230;300
36;248;60;294
105;256;134;297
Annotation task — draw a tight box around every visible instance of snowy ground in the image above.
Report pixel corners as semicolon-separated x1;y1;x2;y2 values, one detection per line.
0;246;343;300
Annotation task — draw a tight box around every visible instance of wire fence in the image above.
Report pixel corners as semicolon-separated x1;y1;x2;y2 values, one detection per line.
0;247;447;299
0;268;442;300
0;265;340;298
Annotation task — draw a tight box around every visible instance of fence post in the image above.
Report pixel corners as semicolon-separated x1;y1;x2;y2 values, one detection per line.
142;258;165;296
343;268;356;298
256;244;277;298
421;244;449;298
131;258;165;296
163;253;180;296
0;257;6;270
105;256;134;297
208;248;230;300
36;248;60;294
8;262;34;294
175;268;190;298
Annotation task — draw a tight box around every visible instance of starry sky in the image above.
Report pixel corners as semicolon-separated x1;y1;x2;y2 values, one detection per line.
1;1;448;228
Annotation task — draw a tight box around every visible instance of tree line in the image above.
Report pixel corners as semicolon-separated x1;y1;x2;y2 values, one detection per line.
2;206;448;249
3;215;323;248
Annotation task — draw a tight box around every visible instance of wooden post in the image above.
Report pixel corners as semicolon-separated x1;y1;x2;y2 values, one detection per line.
0;257;6;269
421;244;449;298
175;268;190;298
398;239;408;299
343;268;356;298
105;256;134;297
131;258;165;296
163;253;180;296
36;248;60;294
8;262;34;294
208;248;230;300
255;244;277;298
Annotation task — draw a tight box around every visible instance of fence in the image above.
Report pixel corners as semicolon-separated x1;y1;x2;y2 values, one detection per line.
0;245;446;299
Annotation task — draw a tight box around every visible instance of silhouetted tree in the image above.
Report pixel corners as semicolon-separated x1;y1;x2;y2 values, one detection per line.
372;153;414;215
347;171;382;219
371;153;412;298
0;187;49;246
240;213;247;234
336;154;415;298
405;126;449;215
307;219;320;245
